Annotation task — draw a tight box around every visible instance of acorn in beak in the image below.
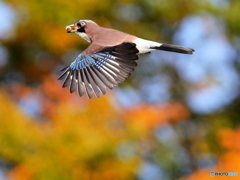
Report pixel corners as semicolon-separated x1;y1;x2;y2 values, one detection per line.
66;24;79;33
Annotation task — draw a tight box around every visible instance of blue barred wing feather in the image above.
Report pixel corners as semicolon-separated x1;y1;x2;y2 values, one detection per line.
58;42;139;99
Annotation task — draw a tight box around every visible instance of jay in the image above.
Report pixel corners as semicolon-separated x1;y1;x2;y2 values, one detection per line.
59;20;194;99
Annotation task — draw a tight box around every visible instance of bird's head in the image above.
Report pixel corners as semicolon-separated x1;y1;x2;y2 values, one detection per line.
66;20;98;43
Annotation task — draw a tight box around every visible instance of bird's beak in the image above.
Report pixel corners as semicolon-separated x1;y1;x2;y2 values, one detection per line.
66;24;79;33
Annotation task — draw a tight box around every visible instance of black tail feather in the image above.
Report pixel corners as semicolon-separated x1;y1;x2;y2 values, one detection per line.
151;44;194;54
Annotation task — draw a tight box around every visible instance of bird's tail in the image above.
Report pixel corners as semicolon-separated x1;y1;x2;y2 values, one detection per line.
151;43;194;54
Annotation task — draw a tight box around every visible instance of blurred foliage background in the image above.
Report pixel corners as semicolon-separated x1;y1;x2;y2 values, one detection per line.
0;0;240;179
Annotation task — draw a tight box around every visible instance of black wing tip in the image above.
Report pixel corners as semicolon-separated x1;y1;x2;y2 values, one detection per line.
62;84;68;88
58;68;107;99
61;66;69;71
70;89;75;93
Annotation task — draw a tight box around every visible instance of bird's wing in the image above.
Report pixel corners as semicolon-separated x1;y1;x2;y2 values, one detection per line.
58;42;139;99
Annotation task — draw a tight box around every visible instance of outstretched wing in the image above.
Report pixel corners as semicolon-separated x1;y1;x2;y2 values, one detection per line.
58;42;139;99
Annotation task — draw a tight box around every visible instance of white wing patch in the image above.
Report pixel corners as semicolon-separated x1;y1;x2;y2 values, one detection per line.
133;38;162;54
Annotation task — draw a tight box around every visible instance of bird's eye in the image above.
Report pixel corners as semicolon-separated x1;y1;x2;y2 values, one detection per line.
80;21;86;26
76;22;81;26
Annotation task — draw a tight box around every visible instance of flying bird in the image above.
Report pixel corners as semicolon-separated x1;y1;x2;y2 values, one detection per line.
59;20;194;99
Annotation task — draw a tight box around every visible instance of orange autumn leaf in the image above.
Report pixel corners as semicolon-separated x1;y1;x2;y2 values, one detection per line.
123;101;189;130
218;129;240;151
7;165;33;180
